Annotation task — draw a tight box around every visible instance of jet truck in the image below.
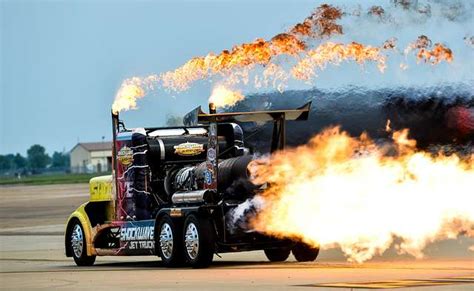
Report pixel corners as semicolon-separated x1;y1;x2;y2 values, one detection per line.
65;102;319;268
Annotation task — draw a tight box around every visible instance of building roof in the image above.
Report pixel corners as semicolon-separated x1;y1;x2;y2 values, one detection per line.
73;142;112;152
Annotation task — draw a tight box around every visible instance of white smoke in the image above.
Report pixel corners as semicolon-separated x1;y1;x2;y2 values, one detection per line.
227;196;265;233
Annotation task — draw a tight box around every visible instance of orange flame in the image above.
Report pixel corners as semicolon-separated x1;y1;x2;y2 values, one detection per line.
112;7;455;113
417;43;453;64
160;34;306;92
208;85;245;108
112;78;145;114
249;128;474;263
112;75;158;114
111;4;346;113
405;35;453;64
290;4;343;37
292;42;387;81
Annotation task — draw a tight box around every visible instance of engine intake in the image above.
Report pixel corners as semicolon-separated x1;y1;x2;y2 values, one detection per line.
166;155;255;196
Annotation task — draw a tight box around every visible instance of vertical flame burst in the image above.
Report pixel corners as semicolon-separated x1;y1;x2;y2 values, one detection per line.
208;85;245;108
249;128;474;263
112;76;158;114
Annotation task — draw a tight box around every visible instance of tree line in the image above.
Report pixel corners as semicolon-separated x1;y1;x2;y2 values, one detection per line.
0;144;69;174
0;116;183;175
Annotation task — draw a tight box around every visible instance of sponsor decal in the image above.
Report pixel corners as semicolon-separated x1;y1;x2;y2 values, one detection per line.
204;169;213;185
207;148;216;161
125;240;154;250
170;208;182;217
120;221;155;250
120;225;154;241
209;135;217;146
174;142;205;156
117;146;133;166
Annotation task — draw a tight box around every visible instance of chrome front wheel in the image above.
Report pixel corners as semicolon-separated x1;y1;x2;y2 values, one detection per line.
71;224;84;258
68;221;95;266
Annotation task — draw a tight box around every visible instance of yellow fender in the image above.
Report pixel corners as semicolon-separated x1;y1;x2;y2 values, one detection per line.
65;175;114;257
65;202;96;256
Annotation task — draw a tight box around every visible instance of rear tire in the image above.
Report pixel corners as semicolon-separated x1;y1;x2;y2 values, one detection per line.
69;221;96;266
264;248;291;262
292;242;319;262
183;214;215;268
156;215;184;267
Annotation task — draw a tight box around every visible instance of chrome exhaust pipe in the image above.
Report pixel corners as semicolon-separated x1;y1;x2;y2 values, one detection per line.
171;190;214;204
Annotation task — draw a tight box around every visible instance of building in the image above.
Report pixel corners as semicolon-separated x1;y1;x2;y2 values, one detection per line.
70;142;113;173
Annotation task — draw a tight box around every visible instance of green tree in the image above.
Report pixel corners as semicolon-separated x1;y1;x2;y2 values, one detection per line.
0;155;13;171
27;145;50;171
0;155;5;171
0;154;15;171
51;151;70;168
13;153;27;169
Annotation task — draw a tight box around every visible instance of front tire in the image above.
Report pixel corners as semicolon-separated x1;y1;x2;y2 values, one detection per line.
292;242;320;262
183;214;215;268
69;221;96;266
156;215;184;267
264;248;291;262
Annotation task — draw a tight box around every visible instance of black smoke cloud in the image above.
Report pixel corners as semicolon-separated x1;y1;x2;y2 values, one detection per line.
230;84;473;153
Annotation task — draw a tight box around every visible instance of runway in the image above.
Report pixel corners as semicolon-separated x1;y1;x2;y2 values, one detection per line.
0;184;473;290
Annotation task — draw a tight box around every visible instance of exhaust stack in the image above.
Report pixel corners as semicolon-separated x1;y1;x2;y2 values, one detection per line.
111;111;120;211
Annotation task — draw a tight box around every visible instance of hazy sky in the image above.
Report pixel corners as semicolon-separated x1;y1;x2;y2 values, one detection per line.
1;0;339;155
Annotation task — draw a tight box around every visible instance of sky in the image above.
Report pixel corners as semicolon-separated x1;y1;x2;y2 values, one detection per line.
1;0;334;155
1;0;471;155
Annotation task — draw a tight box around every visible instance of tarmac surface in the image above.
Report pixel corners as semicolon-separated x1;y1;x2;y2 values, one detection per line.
0;183;473;290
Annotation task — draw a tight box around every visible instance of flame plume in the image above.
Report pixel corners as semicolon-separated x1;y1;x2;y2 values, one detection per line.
208;85;245;108
111;4;345;112
290;4;343;37
160;34;306;92
405;35;453;64
249;128;474;263
112;76;158;114
292;42;387;81
417;43;453;64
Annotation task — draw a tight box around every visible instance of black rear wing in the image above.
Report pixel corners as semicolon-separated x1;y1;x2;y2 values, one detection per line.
183;102;311;126
183;102;311;152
